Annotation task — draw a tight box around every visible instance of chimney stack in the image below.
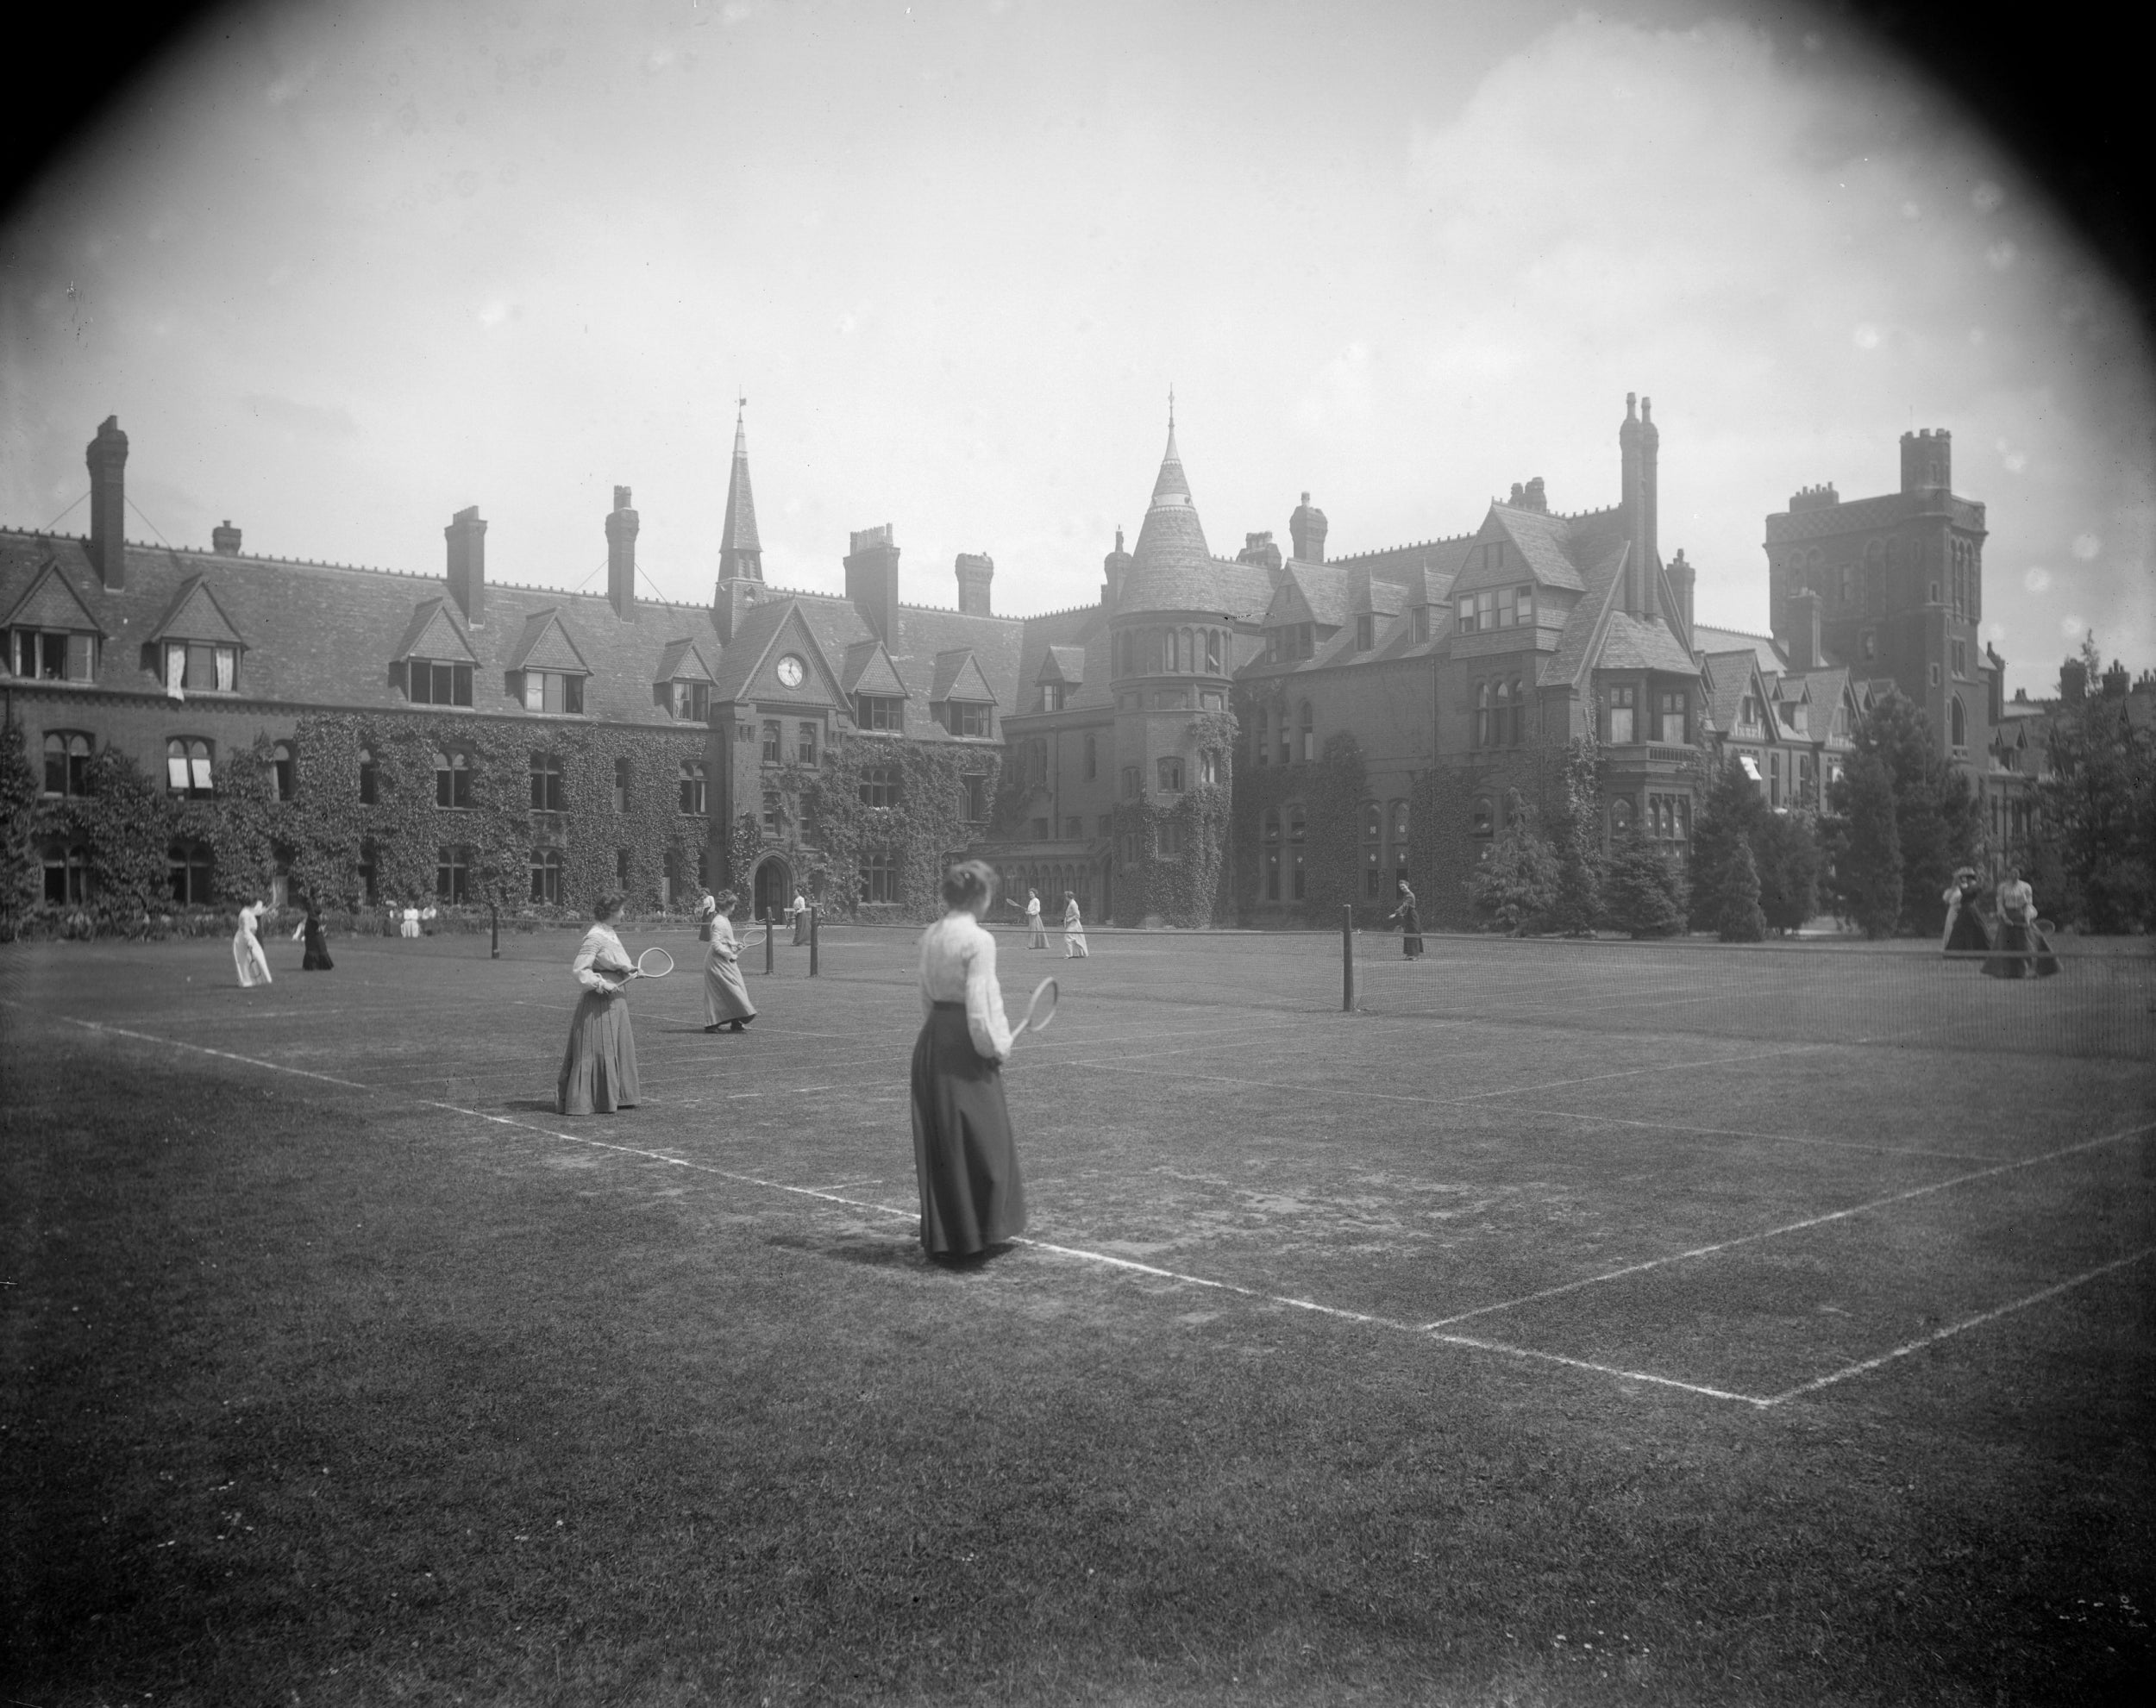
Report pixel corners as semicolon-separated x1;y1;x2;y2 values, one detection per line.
1794;589;1824;671
1639;397;1661;616
955;552;994;616
1102;526;1132;610
211;520;242;556
844;524;901;643
86;415;128;588
605;485;639;622
1669;547;1696;641
445;505;487;626
1289;492;1328;564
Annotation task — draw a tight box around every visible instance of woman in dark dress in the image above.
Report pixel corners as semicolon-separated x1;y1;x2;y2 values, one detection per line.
1388;880;1425;959
292;898;335;971
1940;867;1990;959
558;894;641;1114
910;860;1025;1261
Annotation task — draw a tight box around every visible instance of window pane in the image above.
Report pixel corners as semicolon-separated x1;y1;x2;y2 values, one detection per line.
216;648;236;691
524;673;545;711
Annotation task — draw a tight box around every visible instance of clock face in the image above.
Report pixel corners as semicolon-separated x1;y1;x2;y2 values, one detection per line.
775;654;805;689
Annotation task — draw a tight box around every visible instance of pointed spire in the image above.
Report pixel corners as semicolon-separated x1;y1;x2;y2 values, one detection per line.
718;396;762;582
1150;402;1191;510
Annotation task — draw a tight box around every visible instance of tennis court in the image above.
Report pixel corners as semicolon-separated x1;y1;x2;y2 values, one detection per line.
9;922;2150;1414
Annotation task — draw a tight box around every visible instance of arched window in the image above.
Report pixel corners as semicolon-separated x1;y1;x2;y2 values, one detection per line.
1388;800;1410;891
437;845;471;904
614;756;632;812
530;848;564;904
166;738;214;798
1262;807;1282;902
1470;796;1494;841
435;750;471;809
167;839;214;904
358;746;379;805
1610;797;1633;841
680;760;707;816
1493;678;1512;748
1509;677;1526;745
41;732;91;798
1950;695;1966;749
1298;701;1314;763
358;838;379;904
1362;801;1382;898
1473;679;1491;748
1204;629;1222;673
271;741;296;802
1287;804;1307;898
41;841;92;905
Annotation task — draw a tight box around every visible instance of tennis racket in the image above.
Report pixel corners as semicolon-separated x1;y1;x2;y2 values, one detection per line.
626;947;675;980
1012;976;1059;1039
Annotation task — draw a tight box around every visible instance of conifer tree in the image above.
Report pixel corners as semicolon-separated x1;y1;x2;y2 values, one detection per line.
1752;809;1821;934
1602;834;1688;938
1689;758;1766;940
1708;837;1767;941
1468;794;1559;934
1844;690;1977;934
1547;735;1604;935
1832;751;1902;938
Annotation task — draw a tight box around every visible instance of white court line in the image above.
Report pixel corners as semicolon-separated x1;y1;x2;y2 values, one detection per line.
1420;1118;2156;1330
26;1004;1775;1406
1761;1248;2156;1405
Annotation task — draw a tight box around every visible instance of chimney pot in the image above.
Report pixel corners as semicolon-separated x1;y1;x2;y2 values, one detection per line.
211;519;242;555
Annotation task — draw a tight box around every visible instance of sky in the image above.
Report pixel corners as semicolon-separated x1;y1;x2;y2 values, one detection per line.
3;0;2150;696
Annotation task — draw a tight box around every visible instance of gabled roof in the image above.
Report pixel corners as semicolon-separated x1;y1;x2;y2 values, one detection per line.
2;559;107;636
655;636;717;684
147;574;246;648
841;637;910;698
930;648;998;704
1539;541;1628;690
392;597;479;664
1693;623;1786;676
1595;610;1698;674
1701;649;1768;735
1476;506;1587;594
506;608;591;674
1036;644;1085;685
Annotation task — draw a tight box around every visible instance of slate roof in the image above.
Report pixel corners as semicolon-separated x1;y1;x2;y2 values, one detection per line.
654;636;716;684
928;648;996;704
1693;624;1786;676
1037;644;1085;684
391;597;477;664
1538;541;1629;690
3;560;106;635
1117;425;1275;619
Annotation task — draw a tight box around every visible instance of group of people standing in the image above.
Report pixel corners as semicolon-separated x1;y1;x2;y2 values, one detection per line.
1943;865;2060;979
1019;887;1089;958
229;897;336;986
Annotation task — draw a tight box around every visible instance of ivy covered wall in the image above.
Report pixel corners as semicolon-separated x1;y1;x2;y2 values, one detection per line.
1232;730;1371;927
3;710;709;935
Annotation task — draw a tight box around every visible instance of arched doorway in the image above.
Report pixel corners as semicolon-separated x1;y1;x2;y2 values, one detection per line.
752;854;793;926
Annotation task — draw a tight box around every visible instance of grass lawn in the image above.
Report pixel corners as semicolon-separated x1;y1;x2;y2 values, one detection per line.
2;924;2152;1706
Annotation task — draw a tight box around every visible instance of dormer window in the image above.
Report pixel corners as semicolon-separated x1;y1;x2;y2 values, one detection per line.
1040;683;1068;712
668;679;711;722
856;695;903;731
8;629;97;681
1356;614;1375;651
517;669;585;714
946;702;992;738
164;641;237;693
408;660;473;706
1413;606;1430;644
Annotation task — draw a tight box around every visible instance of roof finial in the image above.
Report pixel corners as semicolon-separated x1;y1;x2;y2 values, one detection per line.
1168;384;1175;429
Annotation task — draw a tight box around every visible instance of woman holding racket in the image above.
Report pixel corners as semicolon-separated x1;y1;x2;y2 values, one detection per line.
699;891;758;1033
557;894;642;1115
911;860;1029;1261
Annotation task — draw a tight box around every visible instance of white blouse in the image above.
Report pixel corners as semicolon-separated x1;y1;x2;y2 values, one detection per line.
918;910;1012;1061
572;924;632;994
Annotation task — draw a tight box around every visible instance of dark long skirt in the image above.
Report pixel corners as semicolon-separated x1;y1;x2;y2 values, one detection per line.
558;991;641;1113
1399;904;1424;958
792;914;809;946
1943;907;1990;956
300;918;334;971
1984;917;2060;979
910;1001;1026;1258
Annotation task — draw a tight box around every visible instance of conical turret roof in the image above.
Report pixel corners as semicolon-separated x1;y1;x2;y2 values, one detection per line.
718;403;762;580
1119;420;1227;616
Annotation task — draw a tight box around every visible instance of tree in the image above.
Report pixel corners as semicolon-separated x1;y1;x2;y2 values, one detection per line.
1602;835;1688;938
1689;758;1767;942
0;719;41;935
1845;690;1978;935
1468;793;1559;934
1752;809;1821;934
1831;752;1902;938
1546;735;1604;935
2034;666;2155;932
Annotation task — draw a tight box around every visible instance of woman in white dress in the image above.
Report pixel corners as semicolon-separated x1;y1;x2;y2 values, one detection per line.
790;891;810;946
232;899;273;987
1025;887;1047;949
700;891;758;1033
1062;891;1089;959
558;895;641;1114
911;860;1026;1261
399;902;422;939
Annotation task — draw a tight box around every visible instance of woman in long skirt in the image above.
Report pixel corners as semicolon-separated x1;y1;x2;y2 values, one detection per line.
291;898;335;971
1984;868;2059;979
1025;887;1048;949
1062;891;1089;959
399;903;421;939
911;860;1026;1261
1940;867;1990;958
232;899;273;987
1388;881;1425;959
700;892;758;1033
558;894;642;1114
790;891;810;946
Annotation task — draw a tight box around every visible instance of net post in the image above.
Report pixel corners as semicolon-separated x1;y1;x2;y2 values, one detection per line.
809;905;819;977
489;900;499;960
1342;903;1355;1012
763;910;774;976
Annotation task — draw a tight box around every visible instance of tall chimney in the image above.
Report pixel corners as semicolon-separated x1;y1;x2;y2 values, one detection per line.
1619;394;1643;615
1289;492;1328;564
605;485;639;622
445;505;487;626
86;415;128;588
844;524;901;643
211;520;242;555
1639;396;1661;618
1668;547;1696;640
955;552;993;616
1102;526;1131;610
1795;589;1823;671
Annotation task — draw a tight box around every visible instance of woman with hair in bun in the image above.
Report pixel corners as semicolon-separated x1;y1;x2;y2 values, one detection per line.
699;890;757;1033
910;859;1027;1261
557;893;641;1114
